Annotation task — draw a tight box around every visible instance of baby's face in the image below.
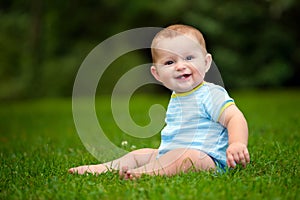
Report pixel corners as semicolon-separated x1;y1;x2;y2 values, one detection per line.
151;35;211;93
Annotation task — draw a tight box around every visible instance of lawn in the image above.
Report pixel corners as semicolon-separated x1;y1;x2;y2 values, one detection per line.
0;90;299;200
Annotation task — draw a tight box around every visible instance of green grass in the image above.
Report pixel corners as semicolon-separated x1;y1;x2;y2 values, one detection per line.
0;90;300;200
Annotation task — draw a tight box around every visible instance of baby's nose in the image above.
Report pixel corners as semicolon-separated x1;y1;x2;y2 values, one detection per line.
175;60;187;71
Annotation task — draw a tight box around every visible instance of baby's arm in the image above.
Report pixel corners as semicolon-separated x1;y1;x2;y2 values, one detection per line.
219;105;250;168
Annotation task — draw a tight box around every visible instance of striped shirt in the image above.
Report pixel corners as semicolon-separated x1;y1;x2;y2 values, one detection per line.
157;82;234;166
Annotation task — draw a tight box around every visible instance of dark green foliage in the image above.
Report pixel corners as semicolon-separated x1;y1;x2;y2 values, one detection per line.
0;0;300;99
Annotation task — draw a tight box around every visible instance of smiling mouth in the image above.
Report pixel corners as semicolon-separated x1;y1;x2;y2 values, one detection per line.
176;74;191;79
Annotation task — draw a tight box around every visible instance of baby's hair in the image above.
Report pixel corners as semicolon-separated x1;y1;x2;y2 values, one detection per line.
151;24;207;63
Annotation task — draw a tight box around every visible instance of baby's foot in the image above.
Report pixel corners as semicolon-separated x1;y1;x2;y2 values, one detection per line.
68;164;108;175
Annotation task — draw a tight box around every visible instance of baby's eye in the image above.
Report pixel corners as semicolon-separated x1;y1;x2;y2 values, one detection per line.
185;55;194;60
164;60;174;65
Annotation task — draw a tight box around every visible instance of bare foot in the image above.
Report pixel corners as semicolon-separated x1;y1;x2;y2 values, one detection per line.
68;164;109;175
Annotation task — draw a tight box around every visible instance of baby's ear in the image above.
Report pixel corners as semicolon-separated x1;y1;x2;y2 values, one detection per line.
205;53;212;72
150;66;162;82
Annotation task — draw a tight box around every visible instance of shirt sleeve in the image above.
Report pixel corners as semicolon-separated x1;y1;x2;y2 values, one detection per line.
203;85;234;122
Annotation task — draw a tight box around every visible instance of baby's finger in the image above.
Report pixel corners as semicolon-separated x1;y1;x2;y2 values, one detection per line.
226;153;236;168
122;166;128;173
244;148;250;164
233;153;240;164
238;152;247;168
125;170;136;180
119;166;128;179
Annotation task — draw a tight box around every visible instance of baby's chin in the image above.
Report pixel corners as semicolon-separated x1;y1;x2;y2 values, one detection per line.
173;87;194;94
173;82;203;94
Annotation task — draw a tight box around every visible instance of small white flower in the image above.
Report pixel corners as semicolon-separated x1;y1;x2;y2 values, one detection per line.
121;141;128;146
131;145;136;150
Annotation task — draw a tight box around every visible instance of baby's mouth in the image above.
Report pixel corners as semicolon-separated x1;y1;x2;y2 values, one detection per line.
176;74;191;79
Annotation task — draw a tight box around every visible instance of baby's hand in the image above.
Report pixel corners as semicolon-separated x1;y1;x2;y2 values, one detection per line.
226;142;250;168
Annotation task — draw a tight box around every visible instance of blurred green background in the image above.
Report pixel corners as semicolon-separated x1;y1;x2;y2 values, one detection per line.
1;0;300;100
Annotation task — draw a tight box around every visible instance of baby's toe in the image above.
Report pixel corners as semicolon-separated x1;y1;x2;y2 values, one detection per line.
68;168;75;174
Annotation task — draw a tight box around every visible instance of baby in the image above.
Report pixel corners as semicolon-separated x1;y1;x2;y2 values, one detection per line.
69;24;250;179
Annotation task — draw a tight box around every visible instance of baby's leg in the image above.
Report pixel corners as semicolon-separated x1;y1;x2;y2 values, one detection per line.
68;164;108;175
123;148;215;179
69;148;158;175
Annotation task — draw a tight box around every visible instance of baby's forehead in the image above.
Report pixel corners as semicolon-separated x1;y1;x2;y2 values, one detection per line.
155;48;196;57
154;34;200;47
153;35;205;55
